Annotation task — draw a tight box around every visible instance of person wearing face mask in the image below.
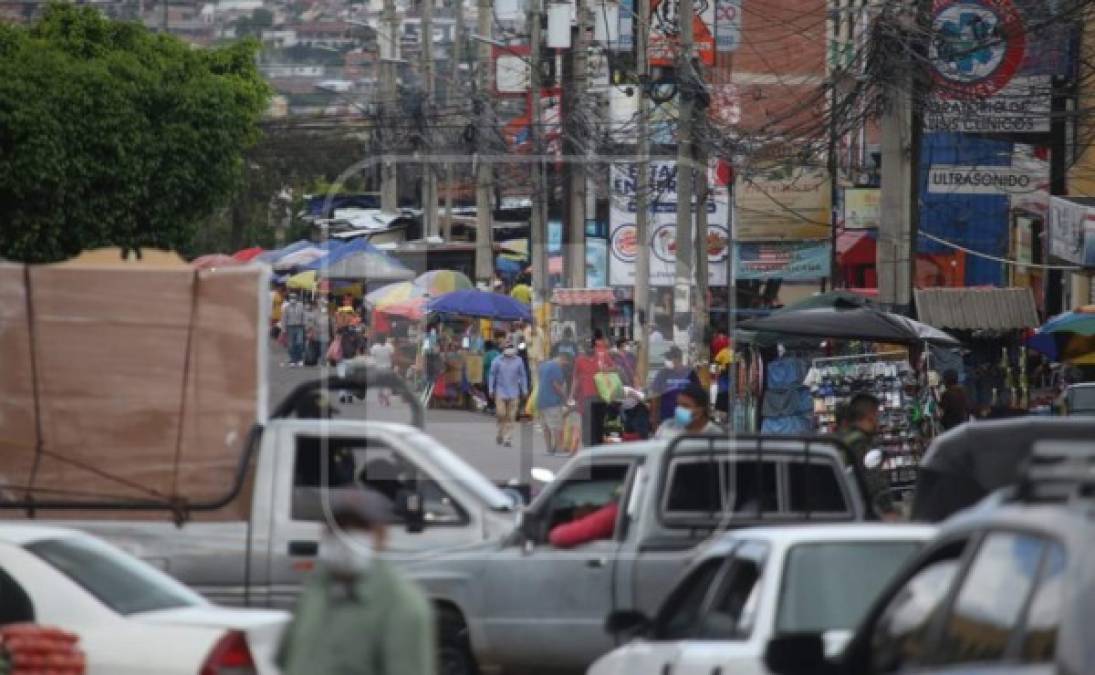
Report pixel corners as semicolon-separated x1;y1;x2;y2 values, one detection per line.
650;346;700;430
488;341;529;446
276;490;436;675
610;338;637;387
654;383;723;439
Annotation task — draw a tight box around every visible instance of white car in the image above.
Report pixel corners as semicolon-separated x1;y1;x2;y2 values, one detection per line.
589;523;936;675
0;524;289;675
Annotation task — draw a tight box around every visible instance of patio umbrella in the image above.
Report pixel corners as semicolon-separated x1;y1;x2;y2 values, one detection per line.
1026;307;1095;362
365;281;427;308
427;289;532;321
301;238;385;271
318;250;415;282
287;270;318;291
257;239;311;263
376;297;428;321
231;246;264;262
414;270;473;295
191;254;240;270
739;306;960;346
272;246;327;272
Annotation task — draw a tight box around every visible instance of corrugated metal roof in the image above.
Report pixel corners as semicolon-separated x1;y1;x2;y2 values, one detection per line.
914;287;1039;331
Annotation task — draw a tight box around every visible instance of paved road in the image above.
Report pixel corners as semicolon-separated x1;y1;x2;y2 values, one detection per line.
268;346;571;485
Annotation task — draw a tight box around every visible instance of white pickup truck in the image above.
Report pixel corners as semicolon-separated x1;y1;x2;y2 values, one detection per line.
0;371;521;609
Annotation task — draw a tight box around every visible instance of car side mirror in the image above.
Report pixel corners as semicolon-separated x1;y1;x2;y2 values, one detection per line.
401;492;425;534
604;610;650;638
764;633;827;675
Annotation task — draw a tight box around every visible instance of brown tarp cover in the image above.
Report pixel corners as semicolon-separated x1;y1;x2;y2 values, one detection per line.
0;253;266;521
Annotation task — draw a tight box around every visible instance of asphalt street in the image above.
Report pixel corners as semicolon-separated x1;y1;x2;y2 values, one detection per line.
268;345;572;486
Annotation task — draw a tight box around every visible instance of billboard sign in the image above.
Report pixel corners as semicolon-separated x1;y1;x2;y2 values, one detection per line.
734;241;831;280
715;0;741;52
1047;196;1093;265
735;166;831;241
843;188;880;230
649;0;716;67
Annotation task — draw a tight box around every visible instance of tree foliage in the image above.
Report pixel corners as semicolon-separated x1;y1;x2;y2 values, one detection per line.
0;4;270;262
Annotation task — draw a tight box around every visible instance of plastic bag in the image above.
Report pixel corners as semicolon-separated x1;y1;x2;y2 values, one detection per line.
594;372;623;402
326;336;343;363
525;383;539;416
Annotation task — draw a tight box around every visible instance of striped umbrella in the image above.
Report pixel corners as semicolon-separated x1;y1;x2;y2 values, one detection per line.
1027;306;1095;362
365;281;427;308
414;270;473;295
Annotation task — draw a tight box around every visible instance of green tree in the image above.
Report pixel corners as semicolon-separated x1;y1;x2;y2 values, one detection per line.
0;4;270;263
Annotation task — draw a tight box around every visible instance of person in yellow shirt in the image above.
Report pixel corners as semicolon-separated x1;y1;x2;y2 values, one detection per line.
509;282;532;305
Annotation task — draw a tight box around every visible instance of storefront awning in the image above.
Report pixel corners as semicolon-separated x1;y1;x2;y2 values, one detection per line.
914;287;1039;332
837;230;876;266
552;288;620;306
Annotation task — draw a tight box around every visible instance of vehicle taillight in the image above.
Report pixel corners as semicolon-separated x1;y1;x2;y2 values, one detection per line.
200;631;257;675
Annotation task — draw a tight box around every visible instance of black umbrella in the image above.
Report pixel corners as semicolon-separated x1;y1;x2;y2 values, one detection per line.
912;417;1095;522
739;306;960;346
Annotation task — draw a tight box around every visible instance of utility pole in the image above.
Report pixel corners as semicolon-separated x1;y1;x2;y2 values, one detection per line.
673;0;696;350
421;0;439;237
693;139;709;360
633;0;652;385
566;0;589;288
443;0;465;241
381;0;400;214
474;0;494;284
877;1;924;314
529;1;549;336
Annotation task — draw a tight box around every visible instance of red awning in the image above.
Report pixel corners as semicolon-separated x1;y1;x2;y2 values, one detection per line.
837;230;876;266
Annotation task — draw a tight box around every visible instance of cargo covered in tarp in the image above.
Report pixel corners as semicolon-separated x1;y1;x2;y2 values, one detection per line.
0;253;267;521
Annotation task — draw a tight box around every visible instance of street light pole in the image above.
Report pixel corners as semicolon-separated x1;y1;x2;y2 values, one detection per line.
421;0;439;238
530;0;549;341
633;0;652;385
381;0;400;214
474;0;494;285
673;0;696;351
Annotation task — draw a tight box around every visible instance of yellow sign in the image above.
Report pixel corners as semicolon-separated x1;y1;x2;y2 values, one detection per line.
844;188;881;230
735;166;831;241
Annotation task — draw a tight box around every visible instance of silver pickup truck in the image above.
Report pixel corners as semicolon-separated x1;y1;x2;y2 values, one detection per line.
406;434;869;675
0;371;520;609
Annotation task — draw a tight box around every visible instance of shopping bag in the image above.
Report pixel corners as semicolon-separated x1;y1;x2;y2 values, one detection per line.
326;336;343;363
562;411;583;454
525;383;539;416
594;372;624;402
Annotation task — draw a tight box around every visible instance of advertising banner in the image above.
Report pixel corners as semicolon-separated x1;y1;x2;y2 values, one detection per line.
927;165;1046;195
1047;196;1094;265
649;0;716;66
608;162;730;287
735;166;831;241
586;238;608;288
734;241;831;280
714;0;741;52
843;188;880;230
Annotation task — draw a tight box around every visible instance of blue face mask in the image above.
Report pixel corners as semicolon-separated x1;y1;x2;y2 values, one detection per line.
674;405;694;427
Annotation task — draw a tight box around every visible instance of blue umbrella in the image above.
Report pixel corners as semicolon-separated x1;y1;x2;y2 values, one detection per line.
302;238;394;271
257;239;311;263
1026;308;1095;362
427;289;532;321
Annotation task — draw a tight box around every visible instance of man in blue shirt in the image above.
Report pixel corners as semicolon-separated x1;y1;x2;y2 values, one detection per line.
537;352;572;454
489;342;529;447
650;346;700;431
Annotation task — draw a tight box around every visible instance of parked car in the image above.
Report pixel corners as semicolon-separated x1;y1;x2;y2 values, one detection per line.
767;441;1093;675
407;433;869;675
0;524;288;675
589;523;935;675
2;372;521;609
1061;382;1095;415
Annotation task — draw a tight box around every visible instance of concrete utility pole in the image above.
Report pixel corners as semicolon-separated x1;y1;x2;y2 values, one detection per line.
633;0;652;385
673;0;696;350
566;0;589;288
443;0;465;241
421;0;439;237
693;140;709;359
381;0;400;214
877;2;923;314
529;1;549;333
474;0;494;284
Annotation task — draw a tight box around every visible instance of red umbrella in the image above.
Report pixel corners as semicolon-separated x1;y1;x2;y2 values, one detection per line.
376;297;428;321
191;254;241;270
232;246;265;262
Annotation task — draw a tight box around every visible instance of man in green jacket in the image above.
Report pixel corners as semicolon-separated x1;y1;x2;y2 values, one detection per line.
277;490;436;675
836;393;892;517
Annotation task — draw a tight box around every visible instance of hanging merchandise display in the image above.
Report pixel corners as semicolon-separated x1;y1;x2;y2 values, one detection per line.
804;351;928;491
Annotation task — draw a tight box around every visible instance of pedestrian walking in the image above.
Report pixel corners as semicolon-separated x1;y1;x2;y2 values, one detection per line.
836;393;892;517
650;346;700;431
537;352;572;453
276;490;436;675
489;342;528;447
283;294;307;367
939;369;971;430
308;299;332;365
370;334;395;407
481;340;500;413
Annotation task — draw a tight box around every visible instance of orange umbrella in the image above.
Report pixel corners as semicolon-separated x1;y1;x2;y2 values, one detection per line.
232;246;264;262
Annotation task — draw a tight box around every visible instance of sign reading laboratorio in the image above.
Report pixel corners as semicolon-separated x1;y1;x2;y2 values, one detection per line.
925;0;1050;134
608;163;730;287
734;241;831;281
927;165;1046;195
735;166;831;241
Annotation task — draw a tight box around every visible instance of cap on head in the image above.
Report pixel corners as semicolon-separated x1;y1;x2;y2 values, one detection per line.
329;489;394;530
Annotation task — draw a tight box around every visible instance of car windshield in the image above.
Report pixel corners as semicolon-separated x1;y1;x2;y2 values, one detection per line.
26;535;206;616
776;540;922;633
409;429;516;510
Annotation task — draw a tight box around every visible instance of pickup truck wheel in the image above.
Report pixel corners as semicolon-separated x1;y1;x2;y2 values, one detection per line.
438;608;478;675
